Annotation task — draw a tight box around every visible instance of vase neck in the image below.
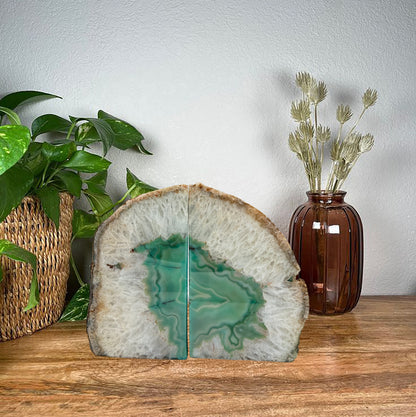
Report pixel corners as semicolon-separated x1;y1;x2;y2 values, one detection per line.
306;191;346;204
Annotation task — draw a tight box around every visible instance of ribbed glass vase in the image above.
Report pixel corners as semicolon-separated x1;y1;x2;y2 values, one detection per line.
289;191;363;315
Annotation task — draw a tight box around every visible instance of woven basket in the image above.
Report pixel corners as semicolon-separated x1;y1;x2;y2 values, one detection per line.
0;193;73;341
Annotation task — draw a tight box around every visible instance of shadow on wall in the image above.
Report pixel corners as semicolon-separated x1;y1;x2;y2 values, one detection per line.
68;238;94;293
254;69;305;235
361;144;414;294
265;73;414;294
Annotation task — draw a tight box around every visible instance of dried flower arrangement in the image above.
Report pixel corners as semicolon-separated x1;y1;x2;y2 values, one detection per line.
288;72;377;193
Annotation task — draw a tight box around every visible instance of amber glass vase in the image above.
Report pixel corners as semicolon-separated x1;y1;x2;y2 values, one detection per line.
289;191;363;315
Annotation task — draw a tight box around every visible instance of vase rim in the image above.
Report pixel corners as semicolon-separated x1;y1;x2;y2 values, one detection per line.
306;190;347;196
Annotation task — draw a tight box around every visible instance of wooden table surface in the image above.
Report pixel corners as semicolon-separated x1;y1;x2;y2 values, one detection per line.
0;296;415;416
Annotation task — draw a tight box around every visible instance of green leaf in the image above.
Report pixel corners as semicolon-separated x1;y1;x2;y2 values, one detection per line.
72;209;100;239
83;171;108;194
20;142;48;176
98;110;152;154
0;239;38;311
85;118;114;156
55;170;82;197
45;138;75;146
36;186;61;229
0;125;31;175
75;122;100;145
0;91;61;111
0;164;33;223
61;150;110;173
23;274;40;311
0;239;37;282
59;284;89;321
0;106;21;125
73;118;114;155
41;141;76;162
126;168;157;198
84;189;113;220
31;114;73;138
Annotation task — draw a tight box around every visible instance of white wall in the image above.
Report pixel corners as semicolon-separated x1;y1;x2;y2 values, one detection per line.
1;0;415;295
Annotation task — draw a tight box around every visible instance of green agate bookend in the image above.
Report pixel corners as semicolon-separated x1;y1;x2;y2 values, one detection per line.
87;184;308;362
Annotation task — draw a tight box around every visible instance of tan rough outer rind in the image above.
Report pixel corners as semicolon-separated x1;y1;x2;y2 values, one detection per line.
87;185;189;355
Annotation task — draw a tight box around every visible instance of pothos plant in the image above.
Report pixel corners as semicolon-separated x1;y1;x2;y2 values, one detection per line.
0;91;156;319
288;72;377;192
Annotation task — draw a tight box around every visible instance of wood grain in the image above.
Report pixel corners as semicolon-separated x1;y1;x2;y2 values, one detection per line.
0;296;415;416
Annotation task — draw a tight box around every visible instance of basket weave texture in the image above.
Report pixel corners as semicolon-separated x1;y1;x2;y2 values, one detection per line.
0;193;73;341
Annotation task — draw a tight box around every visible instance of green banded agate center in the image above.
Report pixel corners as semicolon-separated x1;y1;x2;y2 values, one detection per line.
135;234;266;359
